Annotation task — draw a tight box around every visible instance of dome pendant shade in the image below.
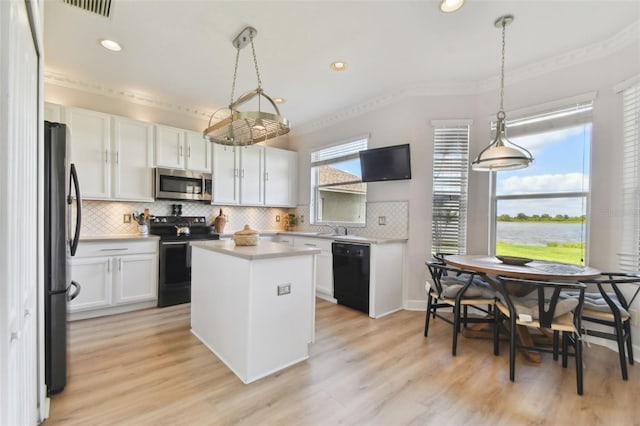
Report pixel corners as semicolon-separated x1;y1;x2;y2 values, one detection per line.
471;113;532;171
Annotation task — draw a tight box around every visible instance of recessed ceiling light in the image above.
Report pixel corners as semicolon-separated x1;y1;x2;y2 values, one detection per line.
273;97;286;104
330;61;347;72
100;39;122;52
440;0;465;13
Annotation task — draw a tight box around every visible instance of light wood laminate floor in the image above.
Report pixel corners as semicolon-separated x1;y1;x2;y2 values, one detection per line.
46;300;639;425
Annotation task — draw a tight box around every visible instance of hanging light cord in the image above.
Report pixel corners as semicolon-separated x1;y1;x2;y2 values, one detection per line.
498;18;506;117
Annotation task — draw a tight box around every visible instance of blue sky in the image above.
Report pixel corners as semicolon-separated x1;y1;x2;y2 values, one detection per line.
496;124;591;216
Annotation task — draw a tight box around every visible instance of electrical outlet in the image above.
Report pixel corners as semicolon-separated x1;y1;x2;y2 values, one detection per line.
378;216;386;226
123;214;131;223
277;283;291;296
630;308;639;326
276;215;281;222
300;215;304;223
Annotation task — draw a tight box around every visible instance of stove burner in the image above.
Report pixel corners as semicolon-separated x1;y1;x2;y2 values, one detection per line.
150;216;219;241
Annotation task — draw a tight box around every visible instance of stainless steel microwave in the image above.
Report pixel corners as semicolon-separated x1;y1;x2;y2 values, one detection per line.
155;168;212;202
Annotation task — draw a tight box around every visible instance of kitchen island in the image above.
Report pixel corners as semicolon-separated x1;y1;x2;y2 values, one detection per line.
190;240;320;384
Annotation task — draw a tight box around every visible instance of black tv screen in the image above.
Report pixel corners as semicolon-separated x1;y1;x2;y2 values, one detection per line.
359;144;411;182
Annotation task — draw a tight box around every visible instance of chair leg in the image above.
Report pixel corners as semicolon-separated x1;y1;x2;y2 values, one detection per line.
575;332;584;395
493;308;500;356
452;303;461;356
615;321;629;380
463;305;468;328
553;330;559;361
424;294;433;337
625;320;634;365
562;331;569;368
509;316;516;382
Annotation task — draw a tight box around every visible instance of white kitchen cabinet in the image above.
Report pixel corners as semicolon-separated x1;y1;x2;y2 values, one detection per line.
65;107;112;199
155;124;184;169
264;146;298;207
184;130;210;172
62;106;154;201
212;144;264;205
112;117;154;201
156;126;210;172
293;237;334;301
69;240;158;320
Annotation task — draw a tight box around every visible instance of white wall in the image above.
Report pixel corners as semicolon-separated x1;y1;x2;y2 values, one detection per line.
290;41;640;307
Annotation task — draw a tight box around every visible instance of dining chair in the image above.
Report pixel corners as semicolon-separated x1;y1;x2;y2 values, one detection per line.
493;276;586;395
567;272;640;380
425;258;497;356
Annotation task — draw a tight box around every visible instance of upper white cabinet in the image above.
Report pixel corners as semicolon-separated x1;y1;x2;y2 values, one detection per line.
65;107;112;199
212;144;297;207
155;124;184;169
264;146;298;207
155;126;210;172
112;117;154;201
44;101;62;122
212;144;264;205
64;107;154;202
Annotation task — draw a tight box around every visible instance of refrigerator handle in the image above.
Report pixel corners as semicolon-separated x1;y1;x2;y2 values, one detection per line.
67;281;81;302
68;163;82;256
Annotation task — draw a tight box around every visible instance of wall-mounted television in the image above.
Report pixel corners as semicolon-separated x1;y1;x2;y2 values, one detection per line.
359;143;412;182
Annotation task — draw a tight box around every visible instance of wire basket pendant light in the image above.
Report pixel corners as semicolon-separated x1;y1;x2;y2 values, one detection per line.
203;26;290;146
471;15;533;171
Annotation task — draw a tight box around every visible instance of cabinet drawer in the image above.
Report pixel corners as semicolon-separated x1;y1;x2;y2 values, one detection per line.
293;237;332;251
75;240;158;257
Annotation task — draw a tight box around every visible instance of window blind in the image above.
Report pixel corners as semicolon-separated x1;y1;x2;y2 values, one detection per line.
310;137;368;166
620;83;640;271
432;125;469;255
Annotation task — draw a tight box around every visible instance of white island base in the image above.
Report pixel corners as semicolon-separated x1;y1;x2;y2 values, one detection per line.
190;241;319;384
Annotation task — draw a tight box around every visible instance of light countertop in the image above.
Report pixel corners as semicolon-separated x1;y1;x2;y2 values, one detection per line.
191;240;320;260
80;234;160;242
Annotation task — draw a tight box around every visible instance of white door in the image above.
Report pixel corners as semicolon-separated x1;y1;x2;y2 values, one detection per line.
0;1;41;424
68;258;112;312
112;117;154;201
65;107;112;199
239;145;264;205
185;130;210;172
155;125;184;169
212;144;239;204
114;255;158;304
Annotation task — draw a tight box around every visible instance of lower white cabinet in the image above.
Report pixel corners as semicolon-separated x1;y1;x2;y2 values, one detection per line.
291;237;334;302
69;239;158;320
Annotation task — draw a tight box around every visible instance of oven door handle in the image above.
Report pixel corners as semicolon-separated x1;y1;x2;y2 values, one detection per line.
160;241;190;245
186;243;192;268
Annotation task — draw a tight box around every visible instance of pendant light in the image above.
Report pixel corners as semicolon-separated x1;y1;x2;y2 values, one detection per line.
472;15;533;172
203;26;290;147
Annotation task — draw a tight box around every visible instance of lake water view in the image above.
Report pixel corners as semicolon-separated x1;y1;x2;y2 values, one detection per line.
496;222;585;245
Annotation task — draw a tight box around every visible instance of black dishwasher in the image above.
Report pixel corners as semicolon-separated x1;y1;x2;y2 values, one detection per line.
332;242;370;314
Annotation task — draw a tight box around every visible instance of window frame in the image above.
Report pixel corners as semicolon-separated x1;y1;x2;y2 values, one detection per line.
488;97;594;264
309;135;369;227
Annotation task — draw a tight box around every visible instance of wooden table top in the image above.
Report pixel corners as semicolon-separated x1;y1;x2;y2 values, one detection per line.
444;255;601;281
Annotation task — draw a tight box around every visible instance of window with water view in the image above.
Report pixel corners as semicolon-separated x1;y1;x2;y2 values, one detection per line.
493;102;592;265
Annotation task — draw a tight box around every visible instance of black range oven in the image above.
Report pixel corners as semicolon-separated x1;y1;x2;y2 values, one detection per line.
150;215;219;307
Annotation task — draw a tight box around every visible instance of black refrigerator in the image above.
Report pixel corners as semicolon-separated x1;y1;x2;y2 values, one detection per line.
44;121;82;395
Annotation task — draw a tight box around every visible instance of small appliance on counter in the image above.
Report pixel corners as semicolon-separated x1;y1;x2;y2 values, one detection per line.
150;215;220;307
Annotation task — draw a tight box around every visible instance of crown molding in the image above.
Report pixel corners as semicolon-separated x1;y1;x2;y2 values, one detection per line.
45;19;640;137
44;69;214;119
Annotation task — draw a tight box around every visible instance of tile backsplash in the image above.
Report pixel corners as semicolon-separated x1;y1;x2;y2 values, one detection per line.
81;199;409;239
81;200;290;236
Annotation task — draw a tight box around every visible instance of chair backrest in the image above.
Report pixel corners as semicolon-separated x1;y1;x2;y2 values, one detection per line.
495;276;586;329
426;261;480;299
581;272;640;313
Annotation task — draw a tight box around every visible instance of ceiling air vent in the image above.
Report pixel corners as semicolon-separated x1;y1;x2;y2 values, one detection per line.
63;0;112;18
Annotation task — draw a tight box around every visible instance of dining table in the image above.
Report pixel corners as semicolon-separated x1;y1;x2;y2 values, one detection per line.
443;254;601;362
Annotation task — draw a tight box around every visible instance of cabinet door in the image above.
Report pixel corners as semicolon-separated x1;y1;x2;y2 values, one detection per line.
264;147;297;207
212;144;239;204
316;251;334;297
239;145;264;205
68;257;112;312
185;130;210;172
114;254;158;304
65;107;111;199
112;117;154;201
155;125;184;169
